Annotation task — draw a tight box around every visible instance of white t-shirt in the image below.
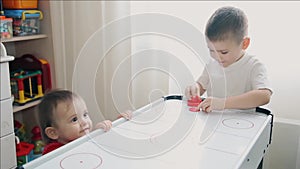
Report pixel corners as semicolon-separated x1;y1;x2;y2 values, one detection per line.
198;53;272;98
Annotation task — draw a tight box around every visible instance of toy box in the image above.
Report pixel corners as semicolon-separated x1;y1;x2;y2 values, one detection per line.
2;0;38;9
4;10;43;36
0;16;13;39
10;69;44;105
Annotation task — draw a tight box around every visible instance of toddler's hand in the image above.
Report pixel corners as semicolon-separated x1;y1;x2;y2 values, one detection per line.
199;97;226;113
185;83;200;100
118;110;133;120
95;120;112;132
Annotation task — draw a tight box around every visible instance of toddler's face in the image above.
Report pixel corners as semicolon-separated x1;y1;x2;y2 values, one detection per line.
53;97;93;144
206;38;245;67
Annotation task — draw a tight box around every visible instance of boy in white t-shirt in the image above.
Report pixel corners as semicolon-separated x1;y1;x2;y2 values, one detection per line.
185;6;272;113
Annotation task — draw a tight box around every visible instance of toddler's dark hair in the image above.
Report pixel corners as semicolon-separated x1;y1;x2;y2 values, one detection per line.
38;89;77;143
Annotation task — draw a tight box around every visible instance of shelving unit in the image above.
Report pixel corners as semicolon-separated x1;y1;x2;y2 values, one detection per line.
1;34;47;43
0;43;17;169
13;100;41;113
1;1;55;168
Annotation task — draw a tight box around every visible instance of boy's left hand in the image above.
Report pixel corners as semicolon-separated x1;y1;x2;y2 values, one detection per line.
199;97;226;113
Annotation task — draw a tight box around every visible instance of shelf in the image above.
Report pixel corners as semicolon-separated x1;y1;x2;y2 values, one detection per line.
1;34;48;43
13;99;41;113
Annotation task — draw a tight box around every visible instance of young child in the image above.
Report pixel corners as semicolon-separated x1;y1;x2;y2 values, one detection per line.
38;89;132;155
185;6;272;112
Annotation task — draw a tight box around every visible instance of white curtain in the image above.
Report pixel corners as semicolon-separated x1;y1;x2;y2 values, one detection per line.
50;1;132;122
49;1;204;123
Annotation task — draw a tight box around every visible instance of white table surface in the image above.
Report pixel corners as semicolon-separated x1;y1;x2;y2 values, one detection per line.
24;97;272;169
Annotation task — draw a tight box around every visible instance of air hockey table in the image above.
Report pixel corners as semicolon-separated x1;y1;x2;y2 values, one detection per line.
23;95;273;169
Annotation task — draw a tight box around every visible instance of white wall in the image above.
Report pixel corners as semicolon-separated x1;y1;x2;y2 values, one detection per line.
263;119;300;169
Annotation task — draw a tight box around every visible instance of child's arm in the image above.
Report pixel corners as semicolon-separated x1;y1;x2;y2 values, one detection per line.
225;89;271;109
199;89;271;112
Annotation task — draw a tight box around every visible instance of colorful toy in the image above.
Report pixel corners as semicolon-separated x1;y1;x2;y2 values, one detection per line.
31;126;45;156
189;107;200;112
2;0;38;9
15;136;34;166
0;15;13;39
187;96;202;112
9;54;52;93
187;96;202;107
10;69;43;105
4;10;43;36
14;120;30;142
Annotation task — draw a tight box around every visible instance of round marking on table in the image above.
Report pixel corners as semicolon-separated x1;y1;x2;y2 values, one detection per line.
60;153;102;169
222;118;254;129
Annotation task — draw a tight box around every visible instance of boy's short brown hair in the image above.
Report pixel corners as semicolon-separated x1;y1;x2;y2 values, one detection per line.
205;6;248;44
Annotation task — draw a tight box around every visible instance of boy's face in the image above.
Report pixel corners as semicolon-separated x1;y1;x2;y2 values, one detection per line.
52;97;93;144
206;38;246;67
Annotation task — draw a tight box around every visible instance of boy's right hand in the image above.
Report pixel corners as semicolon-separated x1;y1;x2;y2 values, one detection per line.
185;82;200;100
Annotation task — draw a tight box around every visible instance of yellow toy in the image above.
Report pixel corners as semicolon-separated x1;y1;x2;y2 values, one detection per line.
10;69;43;105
